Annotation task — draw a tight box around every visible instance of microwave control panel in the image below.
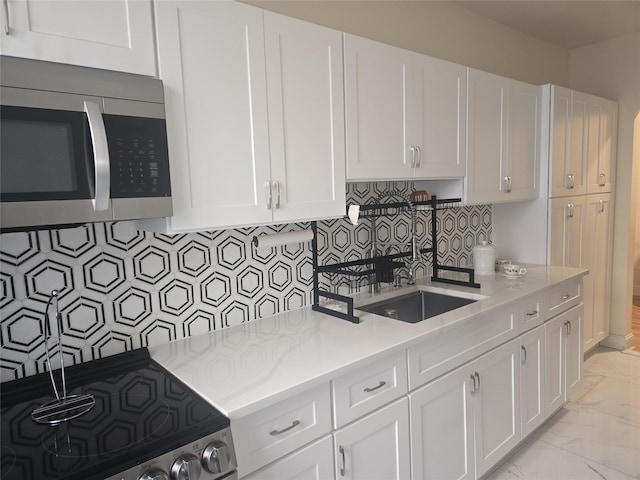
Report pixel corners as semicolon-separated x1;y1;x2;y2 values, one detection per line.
105;115;171;198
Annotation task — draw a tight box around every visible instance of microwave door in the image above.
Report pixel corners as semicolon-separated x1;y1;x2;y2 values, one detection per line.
0;104;112;230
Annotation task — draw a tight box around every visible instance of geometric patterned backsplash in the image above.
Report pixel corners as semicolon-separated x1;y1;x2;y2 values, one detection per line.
0;181;491;381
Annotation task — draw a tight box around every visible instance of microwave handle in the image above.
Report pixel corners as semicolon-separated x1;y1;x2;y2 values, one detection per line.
83;101;110;212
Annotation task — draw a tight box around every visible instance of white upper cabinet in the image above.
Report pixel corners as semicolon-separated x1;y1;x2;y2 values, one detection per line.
413;55;467;178
586;96;618;194
466;69;540;205
0;0;156;75
264;11;346;223
149;1;345;233
549;87;589;197
344;34;414;180
344;34;466;181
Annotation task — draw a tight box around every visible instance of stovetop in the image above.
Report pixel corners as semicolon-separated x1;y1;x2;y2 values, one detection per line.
0;348;228;480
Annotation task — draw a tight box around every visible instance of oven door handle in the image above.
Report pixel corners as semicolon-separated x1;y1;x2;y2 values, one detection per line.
84;101;111;212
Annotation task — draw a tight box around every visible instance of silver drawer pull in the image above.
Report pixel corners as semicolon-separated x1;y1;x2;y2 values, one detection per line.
526;310;538;316
521;345;527;364
561;294;571;300
339;445;346;476
364;381;386;393
269;420;300;436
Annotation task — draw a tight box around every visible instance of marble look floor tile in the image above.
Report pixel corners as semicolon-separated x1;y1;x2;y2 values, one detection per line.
533;407;640;477
568;370;605;403
566;376;640;424
486;437;636;480
582;348;640;385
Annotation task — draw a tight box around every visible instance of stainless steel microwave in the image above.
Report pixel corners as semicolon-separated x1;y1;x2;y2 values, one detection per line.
0;56;173;232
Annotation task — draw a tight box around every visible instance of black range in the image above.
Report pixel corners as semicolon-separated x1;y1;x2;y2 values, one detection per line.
0;348;237;480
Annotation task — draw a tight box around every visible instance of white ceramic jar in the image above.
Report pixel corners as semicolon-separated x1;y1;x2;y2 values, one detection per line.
472;241;496;276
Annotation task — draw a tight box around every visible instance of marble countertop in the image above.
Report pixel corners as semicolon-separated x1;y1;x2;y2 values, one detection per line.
149;265;587;419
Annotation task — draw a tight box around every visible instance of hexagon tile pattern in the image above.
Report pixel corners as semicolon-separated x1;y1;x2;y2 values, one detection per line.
0;182;490;381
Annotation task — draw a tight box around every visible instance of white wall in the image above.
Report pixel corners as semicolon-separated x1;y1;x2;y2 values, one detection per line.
243;0;568;86
569;31;640;348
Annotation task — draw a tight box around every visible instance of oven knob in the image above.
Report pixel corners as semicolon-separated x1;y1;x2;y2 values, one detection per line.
138;469;169;480
170;454;202;480
202;441;232;474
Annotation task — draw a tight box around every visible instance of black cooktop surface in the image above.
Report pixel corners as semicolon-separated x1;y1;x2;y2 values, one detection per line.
0;348;228;480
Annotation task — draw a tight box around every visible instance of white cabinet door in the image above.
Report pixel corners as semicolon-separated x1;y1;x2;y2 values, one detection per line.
466;69;508;204
506;79;539;201
473;339;521;478
586;96;618;194
409;364;475;480
344;34;414;180
413;55;467;178
549;87;588;198
545;313;565;416
1;0;155;75
548;196;586;268
520;325;545;438
154;0;272;232
545;305;583;416
582;194;613;351
244;436;335;480
565;305;583;399
333;397;410;480
264;12;346;223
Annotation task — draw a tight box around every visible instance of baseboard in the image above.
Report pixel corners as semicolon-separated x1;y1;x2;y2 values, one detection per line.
601;333;634;350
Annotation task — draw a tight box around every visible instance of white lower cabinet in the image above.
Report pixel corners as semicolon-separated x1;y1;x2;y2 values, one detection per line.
545;304;583;416
519;325;545;438
410;339;521;480
333;397;410;480
409;363;475;480
244;435;335;480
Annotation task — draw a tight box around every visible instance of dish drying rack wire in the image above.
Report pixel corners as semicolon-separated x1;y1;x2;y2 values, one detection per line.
31;290;95;425
311;196;480;324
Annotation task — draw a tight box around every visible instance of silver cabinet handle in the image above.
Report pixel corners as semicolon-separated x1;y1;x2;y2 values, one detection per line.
475;372;481;392
415;145;421;167
599;173;606;187
504;176;512;193
269;420;300;436
567;203;574;218
83;101;110;212
561;294;571;300
274;180;281;209
2;0;9;35
409;146;416;168
567;174;575;189
339;446;346;476
567;320;572;335
521;345;527;364
599;199;605;213
364;380;386;393
265;182;272;209
526;310;538;317
470;374;477;393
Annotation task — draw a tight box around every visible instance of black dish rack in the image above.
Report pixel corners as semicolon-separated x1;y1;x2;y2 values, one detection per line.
311;195;480;324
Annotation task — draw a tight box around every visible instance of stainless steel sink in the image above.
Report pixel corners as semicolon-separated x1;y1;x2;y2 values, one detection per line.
358;290;477;323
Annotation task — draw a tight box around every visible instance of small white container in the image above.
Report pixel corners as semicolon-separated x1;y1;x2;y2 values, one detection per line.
472;241;496;276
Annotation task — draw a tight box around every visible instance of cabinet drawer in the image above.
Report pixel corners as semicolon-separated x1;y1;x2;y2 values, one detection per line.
243;435;334;480
545;280;582;318
407;306;516;390
518;295;544;333
332;351;408;428
233;383;332;477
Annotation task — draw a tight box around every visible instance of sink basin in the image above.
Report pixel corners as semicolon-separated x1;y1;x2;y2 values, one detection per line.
358;290;477;323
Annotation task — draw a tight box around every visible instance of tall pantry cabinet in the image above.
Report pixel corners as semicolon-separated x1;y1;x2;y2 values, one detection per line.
494;85;617;353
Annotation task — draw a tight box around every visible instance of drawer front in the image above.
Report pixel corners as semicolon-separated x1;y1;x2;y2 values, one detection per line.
332;351;408;428
233;383;332;478
545;280;582;319
407;306;516;390
518;295;544;333
243;435;335;480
